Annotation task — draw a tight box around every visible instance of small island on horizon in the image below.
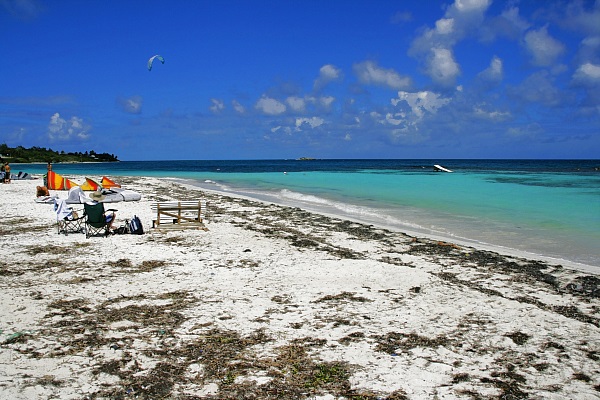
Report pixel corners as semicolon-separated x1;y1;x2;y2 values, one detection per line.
0;144;119;163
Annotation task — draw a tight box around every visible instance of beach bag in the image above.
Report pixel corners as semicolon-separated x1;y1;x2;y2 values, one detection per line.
129;215;144;235
114;226;129;235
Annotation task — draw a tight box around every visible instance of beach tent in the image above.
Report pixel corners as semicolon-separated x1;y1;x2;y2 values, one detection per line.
101;176;121;188
46;171;79;190
79;177;102;191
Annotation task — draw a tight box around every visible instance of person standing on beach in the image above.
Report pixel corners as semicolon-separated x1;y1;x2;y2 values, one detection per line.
44;161;52;187
0;160;4;183
4;162;11;183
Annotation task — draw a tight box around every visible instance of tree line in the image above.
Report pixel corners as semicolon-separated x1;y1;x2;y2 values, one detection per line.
0;144;119;163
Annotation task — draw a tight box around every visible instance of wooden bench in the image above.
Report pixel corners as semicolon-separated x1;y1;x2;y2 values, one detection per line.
151;200;207;230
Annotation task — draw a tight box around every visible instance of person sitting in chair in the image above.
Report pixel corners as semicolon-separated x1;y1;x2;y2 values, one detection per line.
89;190;117;231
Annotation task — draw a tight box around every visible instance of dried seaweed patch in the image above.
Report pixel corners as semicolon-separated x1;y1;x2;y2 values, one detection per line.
373;332;451;354
506;331;531;345
313;292;372;303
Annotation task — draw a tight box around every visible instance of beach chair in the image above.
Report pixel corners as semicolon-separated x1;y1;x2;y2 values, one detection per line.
151;200;207;231
54;199;85;235
83;202;117;238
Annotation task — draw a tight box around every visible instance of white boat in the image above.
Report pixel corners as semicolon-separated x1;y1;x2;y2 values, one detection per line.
434;164;453;173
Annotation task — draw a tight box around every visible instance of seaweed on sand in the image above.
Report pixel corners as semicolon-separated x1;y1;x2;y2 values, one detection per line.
372;331;452;355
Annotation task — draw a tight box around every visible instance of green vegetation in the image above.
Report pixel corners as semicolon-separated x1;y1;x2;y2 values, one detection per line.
0;144;118;163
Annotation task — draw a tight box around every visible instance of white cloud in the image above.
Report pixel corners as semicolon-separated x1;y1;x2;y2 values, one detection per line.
232;100;245;114
409;0;491;86
576;36;600;66
524;26;565;67
473;105;510;120
509;70;562;107
295;117;324;130
478;56;503;83
319;96;335;108
572;62;600;85
314;64;343;91
392;91;451;118
427;47;460;86
47;112;90;140
436;18;455;34
286;96;306;112
506;123;542;139
383;90;451;133
480;7;530;42
353;61;412;90
255;96;286;115
561;1;600;36
502;7;531;33
117;95;142;114
385;113;405;126
411;0;490;50
454;0;490;13
209;98;224;113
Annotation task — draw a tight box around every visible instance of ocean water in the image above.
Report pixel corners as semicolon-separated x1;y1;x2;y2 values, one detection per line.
16;159;600;269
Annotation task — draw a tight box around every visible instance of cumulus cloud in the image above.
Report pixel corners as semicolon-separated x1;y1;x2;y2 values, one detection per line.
572;62;600;85
481;6;530;42
509;70;562;107
523;25;565;67
436;18;455;35
47;112;90;141
286;96;306;112
506;123;543;139
209;98;225;113
454;0;490;13
480;7;531;42
477;56;503;84
319;96;335;109
473;104;510;120
427;48;460;86
385;113;406;126
576;36;600;65
353;60;411;90
232;100;245;114
255;96;286;115
314;64;343;91
383;90;451;132
409;0;490;85
295;117;324;130
117;95;142;114
561;1;600;36
391;90;451;123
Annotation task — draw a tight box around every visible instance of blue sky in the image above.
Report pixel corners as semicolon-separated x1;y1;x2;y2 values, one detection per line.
1;0;599;160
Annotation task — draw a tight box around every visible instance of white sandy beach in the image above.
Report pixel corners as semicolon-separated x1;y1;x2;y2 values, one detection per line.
1;176;599;399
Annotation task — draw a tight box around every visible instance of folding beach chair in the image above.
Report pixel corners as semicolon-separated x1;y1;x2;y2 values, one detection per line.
83;202;117;238
54;199;84;235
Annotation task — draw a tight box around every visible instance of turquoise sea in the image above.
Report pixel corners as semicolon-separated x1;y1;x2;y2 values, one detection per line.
16;159;600;269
